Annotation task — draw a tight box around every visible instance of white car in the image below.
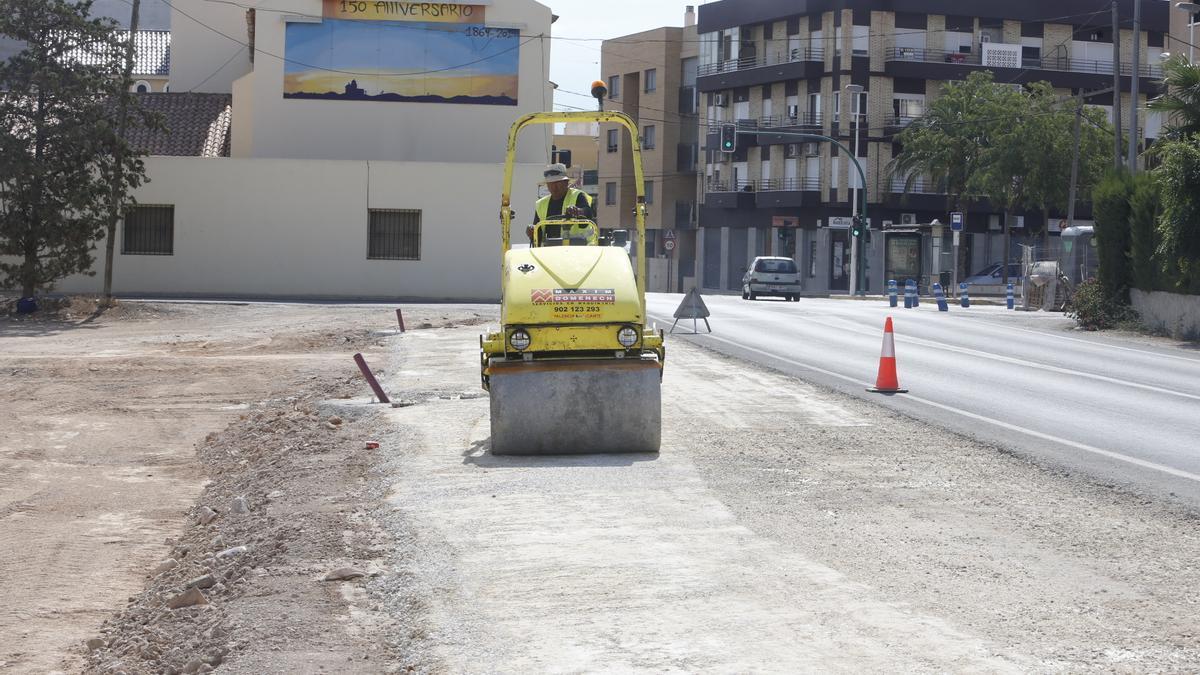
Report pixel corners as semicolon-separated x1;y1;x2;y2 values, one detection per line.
962;262;1023;294
742;256;802;301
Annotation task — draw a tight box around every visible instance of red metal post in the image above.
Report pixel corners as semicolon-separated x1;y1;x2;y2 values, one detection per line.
395;308;405;332
353;353;390;404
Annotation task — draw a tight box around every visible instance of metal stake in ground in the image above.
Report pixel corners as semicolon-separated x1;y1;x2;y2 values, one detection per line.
395;308;406;332
353;353;390;404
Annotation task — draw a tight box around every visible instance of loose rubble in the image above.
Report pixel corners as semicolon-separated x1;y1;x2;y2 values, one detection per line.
85;390;402;674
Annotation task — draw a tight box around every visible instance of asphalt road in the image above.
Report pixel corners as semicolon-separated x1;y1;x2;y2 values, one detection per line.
647;293;1200;508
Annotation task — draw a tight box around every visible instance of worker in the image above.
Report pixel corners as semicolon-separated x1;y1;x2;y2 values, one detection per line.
527;163;594;243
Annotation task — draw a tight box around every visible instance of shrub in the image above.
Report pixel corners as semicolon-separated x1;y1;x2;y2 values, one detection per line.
1091;171;1134;301
1067;278;1138;330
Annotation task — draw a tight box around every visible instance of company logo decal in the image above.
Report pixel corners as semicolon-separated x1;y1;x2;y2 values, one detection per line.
530;288;616;305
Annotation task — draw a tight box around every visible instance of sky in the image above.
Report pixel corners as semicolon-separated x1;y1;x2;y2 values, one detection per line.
545;1;701;113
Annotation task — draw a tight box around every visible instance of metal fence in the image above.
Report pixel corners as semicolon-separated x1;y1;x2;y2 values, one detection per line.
885;47;1163;78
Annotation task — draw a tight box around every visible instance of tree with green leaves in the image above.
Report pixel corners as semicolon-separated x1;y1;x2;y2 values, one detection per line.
969;82;1111;271
1148;54;1200;141
889;71;1010;224
1091;171;1134;301
0;0;151;302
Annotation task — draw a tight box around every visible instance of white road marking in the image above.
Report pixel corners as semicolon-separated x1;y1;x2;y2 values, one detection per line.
671;326;1200;486
963;317;1200;364
743;310;1200;403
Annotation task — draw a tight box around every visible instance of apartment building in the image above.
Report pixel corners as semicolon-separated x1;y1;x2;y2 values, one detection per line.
552;126;601;204
695;0;1170;295
598;8;700;292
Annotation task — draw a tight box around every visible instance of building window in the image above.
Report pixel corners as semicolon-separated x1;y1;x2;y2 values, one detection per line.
852;25;869;57
644;68;657;92
122;205;174;255
132;80;151;93
643;125;656;149
605;182;617;205
644;180;654;205
851;92;867;119
608;75;620;99
606;128;618;152
368;209;421;260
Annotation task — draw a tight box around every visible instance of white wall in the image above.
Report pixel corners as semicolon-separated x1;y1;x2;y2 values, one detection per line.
169;0;253;93
57;156;543;300
1131;289;1200;340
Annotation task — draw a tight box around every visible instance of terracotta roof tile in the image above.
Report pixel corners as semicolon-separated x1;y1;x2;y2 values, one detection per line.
128;93;232;157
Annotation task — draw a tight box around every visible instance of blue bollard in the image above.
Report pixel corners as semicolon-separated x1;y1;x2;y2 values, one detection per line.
959;282;970;308
888;279;898;308
933;282;949;311
912;282;920;307
1006;282;1015;310
904;280;915;308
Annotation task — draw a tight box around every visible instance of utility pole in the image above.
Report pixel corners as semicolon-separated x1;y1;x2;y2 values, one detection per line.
103;0;140;305
1126;0;1141;173
1066;93;1083;234
1112;1;1123;170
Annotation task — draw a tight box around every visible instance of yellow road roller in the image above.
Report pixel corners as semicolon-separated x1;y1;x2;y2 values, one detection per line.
480;91;664;455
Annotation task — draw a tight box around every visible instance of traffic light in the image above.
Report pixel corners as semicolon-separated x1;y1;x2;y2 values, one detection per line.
720;123;737;153
851;215;864;238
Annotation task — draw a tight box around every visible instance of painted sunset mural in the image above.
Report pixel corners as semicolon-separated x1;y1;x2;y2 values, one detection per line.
283;20;520;105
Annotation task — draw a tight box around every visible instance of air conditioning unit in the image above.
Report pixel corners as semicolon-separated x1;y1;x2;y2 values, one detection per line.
784;143;800;158
713;94;728;107
803;142;820;156
900;213;917;225
787;104;800;119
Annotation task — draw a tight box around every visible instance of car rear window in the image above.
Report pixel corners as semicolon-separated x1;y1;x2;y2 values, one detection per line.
755;259;798;274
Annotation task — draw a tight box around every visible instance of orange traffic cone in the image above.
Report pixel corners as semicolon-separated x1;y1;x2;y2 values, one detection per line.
867;316;908;393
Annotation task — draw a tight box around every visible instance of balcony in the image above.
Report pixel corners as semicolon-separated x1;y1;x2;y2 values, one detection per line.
756;177;821;208
703;179;756;209
697;48;825;91
885;115;919;132
889;177;946;195
884;47;1164;86
697;48;825;77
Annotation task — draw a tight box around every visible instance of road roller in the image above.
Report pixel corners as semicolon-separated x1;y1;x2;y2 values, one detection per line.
479;83;664;455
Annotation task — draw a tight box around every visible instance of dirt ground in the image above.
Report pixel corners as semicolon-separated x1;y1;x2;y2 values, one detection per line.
4;299;1200;673
0;300;487;673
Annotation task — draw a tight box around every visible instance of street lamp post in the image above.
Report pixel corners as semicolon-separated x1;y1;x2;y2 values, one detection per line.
844;84;865;296
1178;2;1199;63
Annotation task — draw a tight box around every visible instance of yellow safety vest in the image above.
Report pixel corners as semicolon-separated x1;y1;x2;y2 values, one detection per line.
535;188;592;222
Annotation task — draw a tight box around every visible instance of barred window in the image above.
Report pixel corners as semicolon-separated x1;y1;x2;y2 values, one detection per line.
122;205;174;255
368;209;421;260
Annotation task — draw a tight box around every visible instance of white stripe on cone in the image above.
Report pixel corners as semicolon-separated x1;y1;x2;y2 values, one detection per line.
881;332;895;358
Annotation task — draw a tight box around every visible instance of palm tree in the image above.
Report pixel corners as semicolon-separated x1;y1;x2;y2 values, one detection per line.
1148;55;1200;140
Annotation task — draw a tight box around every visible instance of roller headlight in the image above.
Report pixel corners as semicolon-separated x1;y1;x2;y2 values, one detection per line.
509;329;531;351
617;326;640;348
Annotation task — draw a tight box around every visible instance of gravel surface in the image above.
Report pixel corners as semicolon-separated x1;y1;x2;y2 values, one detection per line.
377;322;1200;672
7;300;1199;672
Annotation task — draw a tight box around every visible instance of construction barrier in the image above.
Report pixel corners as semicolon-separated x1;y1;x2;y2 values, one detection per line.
933;282;949;312
888;279;898;308
959;282;970;308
